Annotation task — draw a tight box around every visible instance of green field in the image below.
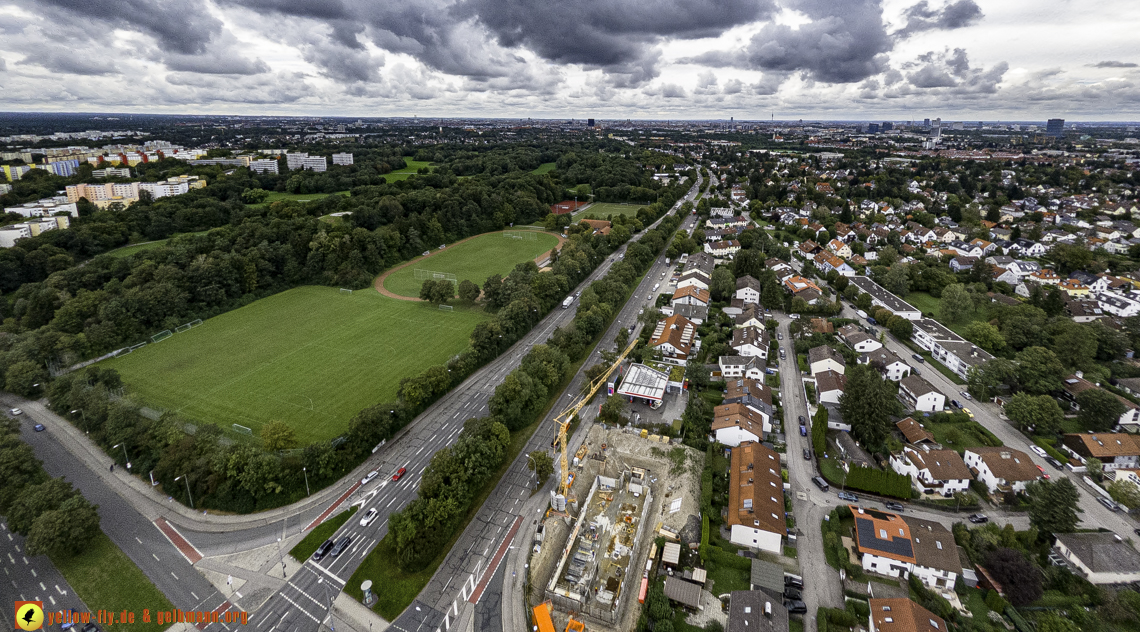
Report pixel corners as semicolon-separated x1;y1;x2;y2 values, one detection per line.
53;531;174;632
104;230;214;259
530;162;556;175
383;160;432;182
382;231;559;298
253;190;350;206
575;202;647;220
290;506;357;561
105;286;489;443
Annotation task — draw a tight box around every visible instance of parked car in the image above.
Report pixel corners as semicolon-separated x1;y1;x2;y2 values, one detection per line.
1098;497;1120;512
1045;456;1064;470
1036;465;1050;480
784;574;804;588
884;501;905;512
950;400;961;409
360;470;379;486
779;349;787;359
960;391;972;400
392;467;407;481
912;353;925;363
967;513;988;524
812;477;829;492
81;624;101;632
10;408;21;415
313;538;336;560
837;491;858;502
784;600;807;615
784;587;803;600
33;424;45;432
803;448;812;461
360;508;379;527
799;425;807;437
961;407;975;418
777;332;783;340
798;415;806;425
329;535;354;558
1029;445;1048;458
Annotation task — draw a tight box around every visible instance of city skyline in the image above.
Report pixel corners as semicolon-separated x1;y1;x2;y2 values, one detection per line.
0;0;1137;119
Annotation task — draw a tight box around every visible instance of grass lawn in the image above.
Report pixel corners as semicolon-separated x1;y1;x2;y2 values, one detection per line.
574;202;648;221
52;531;174;632
530;162;556;175
905;291;987;337
382;231;559;298
927;418;1001;453
104;230;213;258
289;506;358;561
382;160;432;182
106;286;488;443
250;190;350;207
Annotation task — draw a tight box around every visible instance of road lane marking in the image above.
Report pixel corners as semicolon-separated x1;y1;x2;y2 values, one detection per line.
153;517;203;564
172;571;179;579
153;554;160;561
30;569;36;577
308;561;345;585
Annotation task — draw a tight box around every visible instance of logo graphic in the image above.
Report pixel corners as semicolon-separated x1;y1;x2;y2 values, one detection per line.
15;601;43;631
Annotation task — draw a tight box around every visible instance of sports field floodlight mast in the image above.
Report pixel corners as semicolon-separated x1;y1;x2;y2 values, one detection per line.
175;474;194;509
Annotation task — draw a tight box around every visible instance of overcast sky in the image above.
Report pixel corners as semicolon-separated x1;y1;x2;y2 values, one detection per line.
1;0;1137;121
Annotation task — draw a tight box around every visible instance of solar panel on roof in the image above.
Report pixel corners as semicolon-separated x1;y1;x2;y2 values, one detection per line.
855;517;913;558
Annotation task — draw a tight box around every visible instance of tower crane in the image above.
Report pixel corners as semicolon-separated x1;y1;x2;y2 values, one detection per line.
553;336;639;505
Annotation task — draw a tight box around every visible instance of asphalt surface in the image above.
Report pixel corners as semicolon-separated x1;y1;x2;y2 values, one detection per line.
248;176;707;632
8;411;235;630
0;516;86;613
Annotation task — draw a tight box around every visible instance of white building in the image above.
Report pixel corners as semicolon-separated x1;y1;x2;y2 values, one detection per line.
250;159;280;174
727;442;785;553
0;216;70;248
900;375;945;412
963;447;1041;493
332;153;354;166
890;445;972;496
4;197;79;218
1053;532;1140;585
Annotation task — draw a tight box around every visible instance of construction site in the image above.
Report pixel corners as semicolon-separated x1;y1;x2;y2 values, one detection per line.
528;423;704;632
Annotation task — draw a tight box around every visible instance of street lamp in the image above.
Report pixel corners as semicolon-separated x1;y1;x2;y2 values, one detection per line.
525;454;538;490
174;475;194;509
70;409;88;433
303;466;311;496
317;578;335;632
112;443;130;469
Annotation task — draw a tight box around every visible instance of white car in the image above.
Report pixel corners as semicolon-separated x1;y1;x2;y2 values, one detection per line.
360;470;379;486
360;508;379;527
10;408;21;415
960;391;972;400
1029;446;1048;458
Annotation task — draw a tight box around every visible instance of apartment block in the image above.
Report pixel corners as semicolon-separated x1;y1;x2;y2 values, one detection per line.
250;159;280;174
331;153;354;166
4;197;79;218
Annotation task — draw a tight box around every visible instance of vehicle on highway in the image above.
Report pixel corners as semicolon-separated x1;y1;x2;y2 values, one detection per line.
784;600;807;614
33;424;45;432
1098;497;1120;512
10;408;21;415
884;501;905;512
1035;464;1050;480
361;470;379;486
1045;456;1064;470
912;353;925;363
392;466;407;481
360;508;379;527
313;538;336;560
784;587;802;600
803;449;812;461
967;513;988;524
329;535;354;558
960;391;971;400
837;491;858;502
812;477;829;492
1029;445;1048;458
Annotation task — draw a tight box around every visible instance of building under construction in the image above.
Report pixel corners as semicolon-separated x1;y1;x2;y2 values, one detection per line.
545;468;654;625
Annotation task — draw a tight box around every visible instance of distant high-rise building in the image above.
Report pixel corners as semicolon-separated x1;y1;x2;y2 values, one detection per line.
923;118;931;128
331;153;353;166
881;122;894;131
1046;118;1065;137
250;159;279;174
867;123;880;134
587;118;595;127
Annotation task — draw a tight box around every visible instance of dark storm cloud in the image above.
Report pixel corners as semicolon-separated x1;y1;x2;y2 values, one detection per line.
904;48;1007;93
897;0;983;36
26;49;119;75
1092;60;1138;68
163;52;270;75
39;0;222;55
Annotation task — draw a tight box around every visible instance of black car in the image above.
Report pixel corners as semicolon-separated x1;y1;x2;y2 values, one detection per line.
950;400;961;409
312;538;335;560
784;587;803;600
784;575;804;589
329;535;354;558
837;491;858;502
803;448;812;461
1045;456;1064;470
884;501;905;512
81;624;101;632
784;600;807;614
812;476;829;492
798;415;806;425
968;513;989;524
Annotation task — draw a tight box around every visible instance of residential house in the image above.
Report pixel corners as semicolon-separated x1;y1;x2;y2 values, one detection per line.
861;348;912;382
667;303;709;324
649;315;699;365
729;590;788;632
900;375;945;412
1053;532;1140;585
672;285;711;308
706;240;742;257
814;251;857;277
1059;374;1140;432
1097;292;1140;318
713;403;770;446
719;355;767;380
827;239;852;259
850;276;922;320
896;417;936;445
808;345;846;376
1062;433;1140;472
843;330;884;353
911;319;994;380
727;441;786;553
815;370;847;404
735;305;766;329
891;445;972;496
677;270;711;291
868;598;946;632
949;256;977;272
963;447;1041;493
736;275;762;304
783;275;821;295
724;378;774;426
731;326;771;359
850;507;961;590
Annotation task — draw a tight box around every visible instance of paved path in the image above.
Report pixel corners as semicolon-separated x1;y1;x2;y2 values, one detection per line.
372;230;567;301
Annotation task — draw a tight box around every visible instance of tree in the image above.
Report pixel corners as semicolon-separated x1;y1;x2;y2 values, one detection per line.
458;279;481;302
938;283;974;323
882;263;910;296
1026;478;1081;534
963;321;1006;354
839;365;902;451
1015;346;1065;395
710;267;735;302
1108;480;1140;510
1086;457;1104;480
1003;393;1063;434
886;316;913;340
260;420;297;451
687;364;710;391
7;478;75;535
1035;614;1079;632
429;280;454;304
527;451;554;487
25;495;100;558
984;547;1043;607
1076;388;1126;431
5;360;47;398
598;395;627;425
1049;320;1097;370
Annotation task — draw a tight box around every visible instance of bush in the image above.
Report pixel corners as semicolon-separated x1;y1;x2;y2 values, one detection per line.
986;589;1009;612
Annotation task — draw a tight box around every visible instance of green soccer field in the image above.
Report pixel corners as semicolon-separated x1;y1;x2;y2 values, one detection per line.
382;160;432;182
382;231;560;298
574;202;648;220
104;287;488;444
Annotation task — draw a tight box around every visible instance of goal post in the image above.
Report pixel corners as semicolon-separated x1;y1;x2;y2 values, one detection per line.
414;269;457;283
151;330;172;343
504;230;537;241
339;288;353;294
438;304;454;311
232;424;252;436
